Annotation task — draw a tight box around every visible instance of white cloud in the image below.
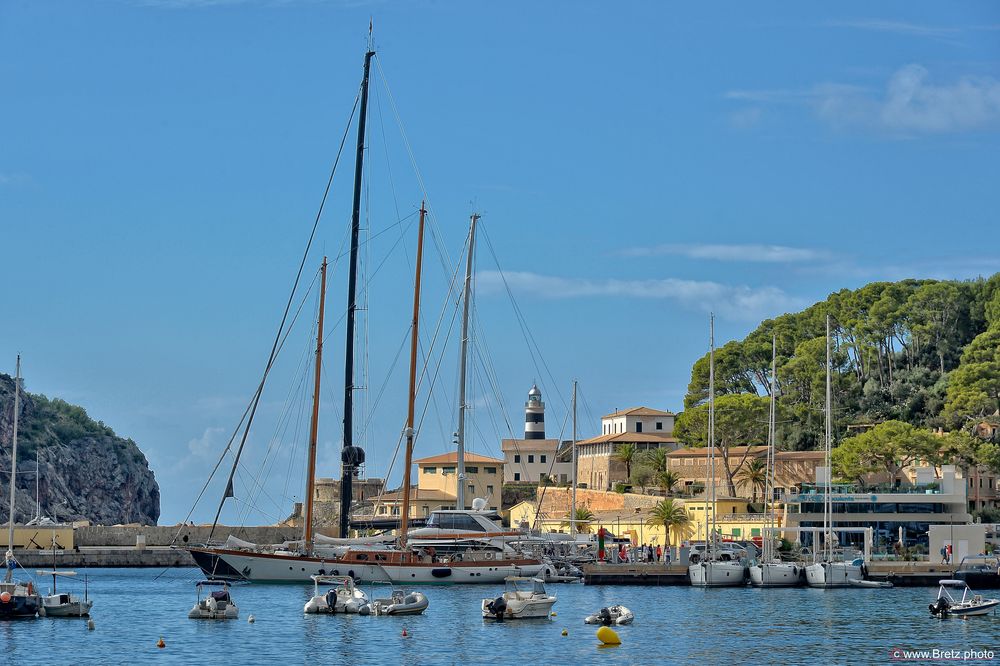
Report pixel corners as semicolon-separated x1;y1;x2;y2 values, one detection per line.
476;271;804;322
622;243;828;263
728;65;1000;135
187;426;227;458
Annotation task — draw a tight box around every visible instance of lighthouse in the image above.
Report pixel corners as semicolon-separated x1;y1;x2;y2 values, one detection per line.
524;384;545;440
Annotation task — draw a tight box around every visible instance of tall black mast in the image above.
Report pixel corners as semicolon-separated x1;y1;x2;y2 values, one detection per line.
340;47;374;537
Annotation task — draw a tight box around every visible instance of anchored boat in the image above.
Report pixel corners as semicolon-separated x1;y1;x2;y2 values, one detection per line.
482;577;556;621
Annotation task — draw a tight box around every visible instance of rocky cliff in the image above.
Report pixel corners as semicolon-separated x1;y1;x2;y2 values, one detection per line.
0;373;160;525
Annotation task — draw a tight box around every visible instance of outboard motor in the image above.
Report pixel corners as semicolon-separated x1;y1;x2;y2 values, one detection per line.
598;607;612;626
929;597;950;617
486;596;507;620
325;590;338;614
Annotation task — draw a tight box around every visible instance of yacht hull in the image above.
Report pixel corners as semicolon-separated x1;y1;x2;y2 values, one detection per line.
190;547;545;584
688;561;747;587
749;563;803;587
805;562;864;588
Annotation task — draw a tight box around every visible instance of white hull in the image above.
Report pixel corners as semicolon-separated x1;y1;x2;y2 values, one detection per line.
947;601;1000;616
40;598;92;617
749;563;802;587
481;598;555;619
200;548;545;584
688;561;747;587
805;562;864;588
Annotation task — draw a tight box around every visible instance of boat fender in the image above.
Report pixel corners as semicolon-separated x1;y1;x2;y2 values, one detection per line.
26;582;32;595
861;563;869;578
0;592;9;603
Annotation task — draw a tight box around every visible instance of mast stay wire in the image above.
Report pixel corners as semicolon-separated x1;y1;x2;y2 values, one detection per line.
191;86;362;542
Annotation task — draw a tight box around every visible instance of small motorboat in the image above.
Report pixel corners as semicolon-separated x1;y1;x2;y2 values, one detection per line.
584;605;634;626
929;580;1000;617
36;570;93;617
188;580;239;620
370;589;429;616
482;577;556;621
304;575;370;615
849;579;893;589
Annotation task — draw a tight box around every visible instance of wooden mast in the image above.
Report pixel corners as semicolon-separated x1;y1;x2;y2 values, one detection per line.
303;257;328;556
399;202;426;546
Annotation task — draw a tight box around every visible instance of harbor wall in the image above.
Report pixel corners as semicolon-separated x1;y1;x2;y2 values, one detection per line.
73;525;300;548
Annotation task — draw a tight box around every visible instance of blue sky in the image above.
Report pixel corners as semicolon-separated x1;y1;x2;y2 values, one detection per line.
2;1;999;524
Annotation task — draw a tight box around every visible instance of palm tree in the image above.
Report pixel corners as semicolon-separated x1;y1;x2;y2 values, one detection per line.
646;498;690;547
614;443;638;481
640;447;669;475
736;458;767;503
658;470;680;495
561;506;595;534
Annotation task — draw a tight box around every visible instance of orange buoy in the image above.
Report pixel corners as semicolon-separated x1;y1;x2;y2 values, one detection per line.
157;637;166;649
402;629;408;637
0;592;10;603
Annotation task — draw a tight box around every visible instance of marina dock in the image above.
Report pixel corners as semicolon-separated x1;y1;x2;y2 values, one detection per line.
582;561;1000;588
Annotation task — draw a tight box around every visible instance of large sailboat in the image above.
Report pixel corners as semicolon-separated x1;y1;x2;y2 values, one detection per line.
749;336;802;587
1;356;41;619
805;316;863;588
688;316;747;587
189;43;546;580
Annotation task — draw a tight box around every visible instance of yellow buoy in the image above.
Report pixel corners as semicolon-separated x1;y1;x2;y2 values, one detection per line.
157;637;166;649
561;629;568;636
596;626;621;646
551;612;557;617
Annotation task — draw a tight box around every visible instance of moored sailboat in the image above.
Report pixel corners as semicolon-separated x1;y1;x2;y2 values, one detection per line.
750;336;802;587
688;316;747;587
805;316;863;588
1;356;41;619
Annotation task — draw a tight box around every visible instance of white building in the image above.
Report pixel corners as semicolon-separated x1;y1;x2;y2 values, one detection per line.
600;407;675;437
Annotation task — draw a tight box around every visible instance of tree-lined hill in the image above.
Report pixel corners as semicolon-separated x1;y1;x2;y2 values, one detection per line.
674;274;1000;499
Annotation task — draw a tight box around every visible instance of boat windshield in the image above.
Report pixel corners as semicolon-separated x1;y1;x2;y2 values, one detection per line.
425;512;490;532
532;579;547;595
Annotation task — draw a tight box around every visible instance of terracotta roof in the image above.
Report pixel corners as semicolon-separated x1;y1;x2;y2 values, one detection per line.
601;407;676;419
576;433;679;446
500;439;561;452
377;487;456;503
667;446;768;458
413;451;504;465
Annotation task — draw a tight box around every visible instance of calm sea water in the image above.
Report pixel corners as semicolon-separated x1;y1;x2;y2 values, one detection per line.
1;568;999;664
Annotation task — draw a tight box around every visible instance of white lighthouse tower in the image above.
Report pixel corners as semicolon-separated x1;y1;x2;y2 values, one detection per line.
524;384;545;440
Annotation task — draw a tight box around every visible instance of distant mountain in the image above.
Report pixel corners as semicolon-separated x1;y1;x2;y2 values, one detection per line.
0;373;160;525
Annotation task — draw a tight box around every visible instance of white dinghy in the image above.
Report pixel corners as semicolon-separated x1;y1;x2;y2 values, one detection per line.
188;580;239;620
304;575;370;615
584;605;633;626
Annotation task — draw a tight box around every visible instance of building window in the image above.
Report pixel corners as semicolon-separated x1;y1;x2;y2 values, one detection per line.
540;455;547;464
468;484;475;497
424;467;436;474
422;506;429;517
442;466;456;474
528;455;534;463
636;422;643;433
514;454;521;463
514;472;521;481
466;466;479;474
731;528;741;537
486;485;494;496
391;506;400;516
656;421;663;430
485;467;497;474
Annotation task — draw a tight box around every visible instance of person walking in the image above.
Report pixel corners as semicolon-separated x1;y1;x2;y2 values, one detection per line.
656;544;663;562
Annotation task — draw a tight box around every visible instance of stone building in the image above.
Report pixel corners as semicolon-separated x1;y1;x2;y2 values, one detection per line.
577;407;679;491
374;451;504;518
